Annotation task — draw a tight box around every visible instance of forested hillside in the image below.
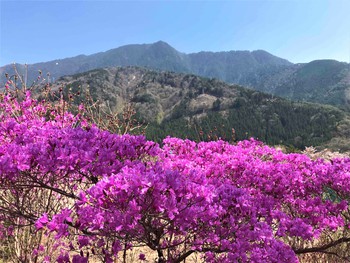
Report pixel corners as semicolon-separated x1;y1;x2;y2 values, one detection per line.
52;66;349;150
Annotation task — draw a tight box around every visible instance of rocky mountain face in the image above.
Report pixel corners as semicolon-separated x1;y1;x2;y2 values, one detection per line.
51;66;350;150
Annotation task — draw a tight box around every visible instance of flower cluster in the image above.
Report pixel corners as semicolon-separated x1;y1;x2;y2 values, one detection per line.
1;93;350;262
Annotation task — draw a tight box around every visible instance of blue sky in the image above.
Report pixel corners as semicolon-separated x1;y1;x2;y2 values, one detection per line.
0;0;349;66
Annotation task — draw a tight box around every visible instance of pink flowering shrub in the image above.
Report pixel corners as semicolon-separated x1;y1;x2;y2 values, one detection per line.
1;92;350;262
0;92;157;261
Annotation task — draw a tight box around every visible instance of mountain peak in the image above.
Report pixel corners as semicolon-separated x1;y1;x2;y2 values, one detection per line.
152;40;171;46
149;41;180;53
251;50;292;65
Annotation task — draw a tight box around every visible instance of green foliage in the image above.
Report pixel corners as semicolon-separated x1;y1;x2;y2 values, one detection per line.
132;93;156;103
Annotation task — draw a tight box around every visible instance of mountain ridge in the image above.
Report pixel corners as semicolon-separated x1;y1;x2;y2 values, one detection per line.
0;41;291;82
1;41;349;109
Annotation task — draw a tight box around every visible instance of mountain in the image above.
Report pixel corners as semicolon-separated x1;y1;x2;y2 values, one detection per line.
0;41;291;85
188;49;292;83
50;66;350;150
1;41;349;109
0;41;191;85
246;60;350;108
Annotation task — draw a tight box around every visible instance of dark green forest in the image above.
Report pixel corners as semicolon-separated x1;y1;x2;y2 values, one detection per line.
147;88;343;149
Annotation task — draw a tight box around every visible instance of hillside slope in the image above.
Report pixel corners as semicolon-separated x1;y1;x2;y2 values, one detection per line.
52;66;349;150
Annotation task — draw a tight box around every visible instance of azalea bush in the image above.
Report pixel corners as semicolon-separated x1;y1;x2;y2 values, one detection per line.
1;91;350;262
